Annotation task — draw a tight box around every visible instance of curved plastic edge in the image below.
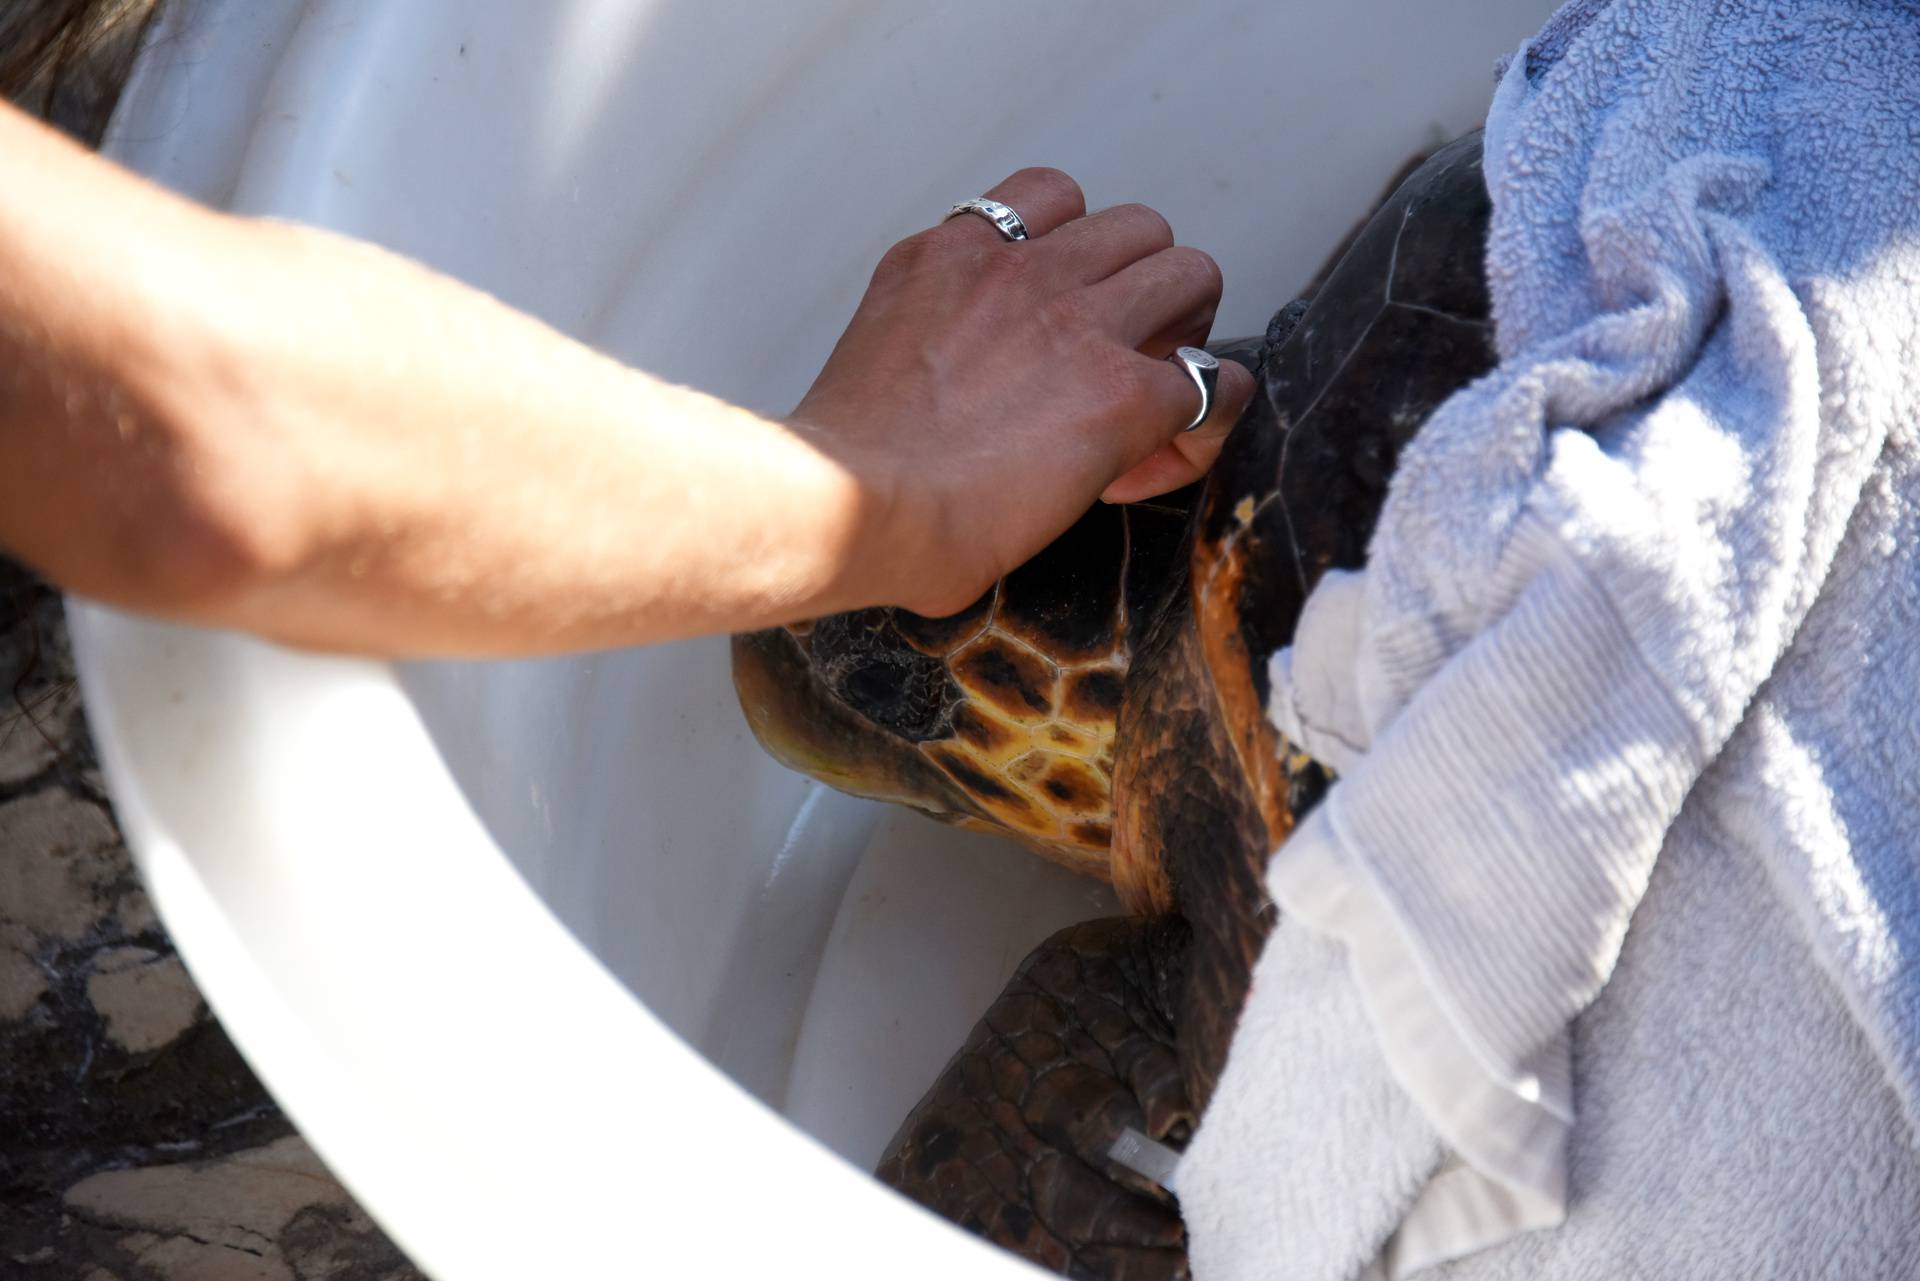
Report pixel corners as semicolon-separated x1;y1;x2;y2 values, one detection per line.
66;602;1039;1281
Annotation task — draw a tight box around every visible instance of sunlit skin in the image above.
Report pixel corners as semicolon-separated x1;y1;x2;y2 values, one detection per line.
0;101;1252;657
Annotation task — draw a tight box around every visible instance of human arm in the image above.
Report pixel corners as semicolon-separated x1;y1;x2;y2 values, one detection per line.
0;100;1251;656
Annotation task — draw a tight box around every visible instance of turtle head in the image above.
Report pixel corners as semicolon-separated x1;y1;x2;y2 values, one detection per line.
731;496;1195;894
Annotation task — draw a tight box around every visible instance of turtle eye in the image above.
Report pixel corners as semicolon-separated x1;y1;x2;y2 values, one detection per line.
810;609;963;743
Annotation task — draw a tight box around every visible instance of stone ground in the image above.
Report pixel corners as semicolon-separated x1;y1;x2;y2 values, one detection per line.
0;559;427;1281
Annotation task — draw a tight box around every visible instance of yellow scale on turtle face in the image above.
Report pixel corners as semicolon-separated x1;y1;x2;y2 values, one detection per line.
738;498;1195;888
879;580;1130;880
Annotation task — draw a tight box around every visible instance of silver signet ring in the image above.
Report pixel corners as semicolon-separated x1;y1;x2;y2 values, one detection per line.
946;196;1030;242
1168;346;1220;432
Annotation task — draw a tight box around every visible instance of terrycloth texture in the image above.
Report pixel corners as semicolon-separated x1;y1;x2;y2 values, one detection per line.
1184;782;1920;1281
1180;1;1920;1276
1429;801;1920;1280
1178;922;1447;1281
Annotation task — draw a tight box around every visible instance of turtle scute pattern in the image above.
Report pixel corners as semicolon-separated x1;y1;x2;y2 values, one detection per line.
877;917;1195;1281
1194;131;1494;761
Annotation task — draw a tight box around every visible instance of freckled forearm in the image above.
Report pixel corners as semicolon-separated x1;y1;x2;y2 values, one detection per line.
0;100;229;610
0;97;1246;653
0;99;881;655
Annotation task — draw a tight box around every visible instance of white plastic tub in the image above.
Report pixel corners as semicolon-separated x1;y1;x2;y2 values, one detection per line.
70;2;1558;1277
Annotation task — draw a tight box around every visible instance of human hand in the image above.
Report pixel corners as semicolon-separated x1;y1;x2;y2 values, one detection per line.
789;168;1254;617
0;100;1249;654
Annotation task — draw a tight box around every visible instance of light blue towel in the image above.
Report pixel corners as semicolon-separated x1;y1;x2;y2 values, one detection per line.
1178;2;1920;1276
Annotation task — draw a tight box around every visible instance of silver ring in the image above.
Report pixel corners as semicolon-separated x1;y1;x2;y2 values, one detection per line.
1168;346;1219;432
946;196;1030;242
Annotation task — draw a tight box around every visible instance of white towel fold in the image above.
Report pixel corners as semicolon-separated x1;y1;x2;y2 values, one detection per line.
1178;1;1920;1275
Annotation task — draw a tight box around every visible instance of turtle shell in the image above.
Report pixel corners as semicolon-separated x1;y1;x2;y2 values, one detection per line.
1112;130;1497;1111
1201;129;1493;843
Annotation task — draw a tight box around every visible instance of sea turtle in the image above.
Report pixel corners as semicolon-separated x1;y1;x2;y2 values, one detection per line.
731;131;1496;1280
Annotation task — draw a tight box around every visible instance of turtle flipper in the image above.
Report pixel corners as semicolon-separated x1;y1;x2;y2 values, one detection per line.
877;917;1194;1281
